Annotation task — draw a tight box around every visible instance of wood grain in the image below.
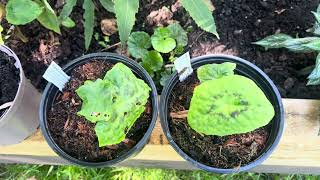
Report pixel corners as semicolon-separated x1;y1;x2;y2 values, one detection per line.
0;99;320;174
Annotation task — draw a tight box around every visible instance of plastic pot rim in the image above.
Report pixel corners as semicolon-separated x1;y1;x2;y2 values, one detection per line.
0;45;24;124
160;54;285;174
39;52;158;167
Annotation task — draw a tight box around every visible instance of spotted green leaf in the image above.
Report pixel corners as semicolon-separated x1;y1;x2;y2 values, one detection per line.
76;63;151;146
188;75;275;136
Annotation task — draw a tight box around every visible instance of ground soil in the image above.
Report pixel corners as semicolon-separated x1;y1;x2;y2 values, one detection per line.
168;73;269;169
47;60;152;162
0;51;20;117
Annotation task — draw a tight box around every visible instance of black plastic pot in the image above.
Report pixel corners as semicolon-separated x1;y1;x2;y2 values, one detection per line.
160;54;284;173
39;53;158;167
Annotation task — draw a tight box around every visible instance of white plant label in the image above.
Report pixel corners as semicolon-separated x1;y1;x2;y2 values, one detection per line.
43;61;70;91
174;52;193;82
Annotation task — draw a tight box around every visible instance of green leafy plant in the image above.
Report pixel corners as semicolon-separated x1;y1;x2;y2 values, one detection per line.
151;27;176;53
254;6;320;85
6;0;60;33
188;63;275;136
76;63;150;147
59;0;139;50
127;23;187;82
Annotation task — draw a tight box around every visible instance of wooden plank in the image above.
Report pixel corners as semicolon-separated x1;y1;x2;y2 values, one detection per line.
0;99;320;174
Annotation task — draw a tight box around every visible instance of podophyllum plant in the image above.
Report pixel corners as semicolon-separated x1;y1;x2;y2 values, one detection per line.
76;63;150;147
127;23;187;86
254;5;320;85
187;63;275;136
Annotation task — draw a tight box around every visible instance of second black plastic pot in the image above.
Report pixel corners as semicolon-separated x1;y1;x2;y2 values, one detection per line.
39;53;158;167
160;54;285;173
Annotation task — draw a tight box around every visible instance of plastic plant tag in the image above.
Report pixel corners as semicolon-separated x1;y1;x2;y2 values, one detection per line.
174;52;193;82
43;61;70;91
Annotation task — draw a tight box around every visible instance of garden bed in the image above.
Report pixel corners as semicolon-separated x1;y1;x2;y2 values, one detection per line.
3;0;320;99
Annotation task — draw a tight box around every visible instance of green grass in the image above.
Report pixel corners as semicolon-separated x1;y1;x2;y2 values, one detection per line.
0;165;319;180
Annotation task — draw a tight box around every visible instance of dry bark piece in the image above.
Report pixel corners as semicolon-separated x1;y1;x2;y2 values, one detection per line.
171;1;182;12
170;110;188;119
146;6;173;26
100;19;118;36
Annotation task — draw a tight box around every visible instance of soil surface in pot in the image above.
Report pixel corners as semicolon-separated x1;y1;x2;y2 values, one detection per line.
47;60;152;162
168;73;269;169
3;0;320;98
0;51;20;117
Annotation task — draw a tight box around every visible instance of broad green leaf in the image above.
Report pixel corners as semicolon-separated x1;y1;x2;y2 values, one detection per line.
307;53;320;85
180;0;219;38
114;0;139;45
151;27;176;53
141;50;163;76
100;0;115;13
0;25;4;45
6;0;43;25
59;0;77;22
188;75;275;136
127;31;151;59
61;17;76;28
168;23;188;47
253;33;293;49
76;63;151;146
197;62;236;82
83;0;95;50
36;0;61;34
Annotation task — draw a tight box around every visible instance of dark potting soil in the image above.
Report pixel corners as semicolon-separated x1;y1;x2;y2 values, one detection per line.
0;51;20;117
168;73;269;169
47;60;153;162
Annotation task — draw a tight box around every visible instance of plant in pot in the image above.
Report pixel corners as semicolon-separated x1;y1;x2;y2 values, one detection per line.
160;55;284;173
40;53;158;166
0;45;40;145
